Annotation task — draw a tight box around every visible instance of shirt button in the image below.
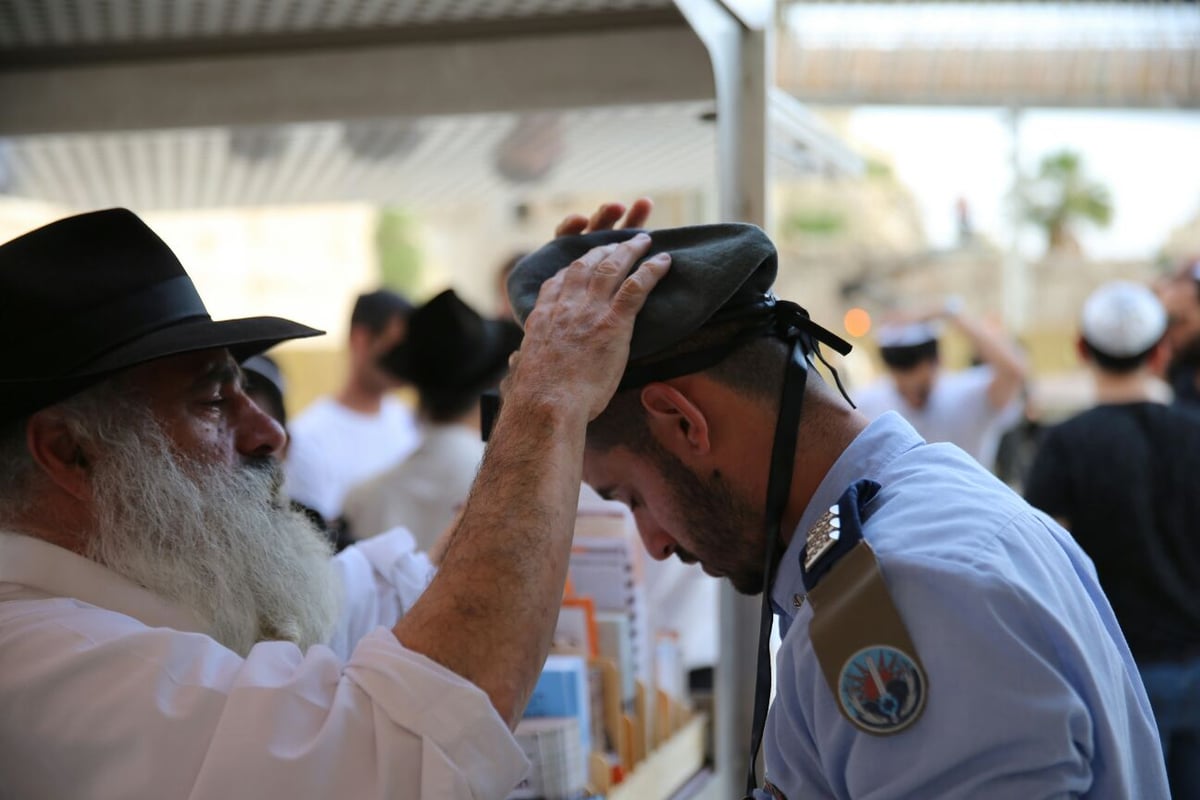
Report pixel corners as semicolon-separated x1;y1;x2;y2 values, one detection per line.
793;593;805;609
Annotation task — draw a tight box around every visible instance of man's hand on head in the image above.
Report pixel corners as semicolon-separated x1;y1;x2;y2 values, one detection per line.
554;198;653;238
504;233;670;422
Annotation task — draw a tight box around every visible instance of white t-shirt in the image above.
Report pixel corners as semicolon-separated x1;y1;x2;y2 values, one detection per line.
853;365;1022;469
0;529;529;800
285;396;421;521
342;424;486;549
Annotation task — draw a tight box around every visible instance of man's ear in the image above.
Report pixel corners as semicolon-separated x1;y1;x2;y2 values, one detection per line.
25;410;93;501
639;382;711;456
1076;336;1092;365
1147;339;1170;375
348;325;370;354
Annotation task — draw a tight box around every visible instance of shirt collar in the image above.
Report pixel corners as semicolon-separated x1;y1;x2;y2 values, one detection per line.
770;411;924;620
0;530;210;634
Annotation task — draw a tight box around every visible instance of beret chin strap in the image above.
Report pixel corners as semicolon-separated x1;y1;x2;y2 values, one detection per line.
742;297;853;796
744;333;807;796
619;295;856;407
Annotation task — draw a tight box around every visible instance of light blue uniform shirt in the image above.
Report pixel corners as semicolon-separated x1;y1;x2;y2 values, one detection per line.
761;412;1168;799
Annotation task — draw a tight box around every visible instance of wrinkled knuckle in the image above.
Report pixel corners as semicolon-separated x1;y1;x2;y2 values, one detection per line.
621;272;650;293
619;278;654;307
593;260;623;279
538;272;563;294
524;305;547;329
610;284;641;311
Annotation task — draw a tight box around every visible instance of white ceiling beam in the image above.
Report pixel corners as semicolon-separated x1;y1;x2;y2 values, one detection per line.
0;24;714;135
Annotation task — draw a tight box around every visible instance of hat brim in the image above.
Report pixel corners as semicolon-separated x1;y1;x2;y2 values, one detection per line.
77;315;323;377
1;315;323;420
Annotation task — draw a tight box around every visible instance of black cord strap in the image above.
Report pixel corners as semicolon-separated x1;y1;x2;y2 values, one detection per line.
745;336;810;796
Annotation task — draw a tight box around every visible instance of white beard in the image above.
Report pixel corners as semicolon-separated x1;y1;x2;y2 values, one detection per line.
81;411;340;656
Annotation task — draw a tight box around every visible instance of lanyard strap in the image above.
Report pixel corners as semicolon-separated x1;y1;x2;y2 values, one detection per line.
745;336;810;795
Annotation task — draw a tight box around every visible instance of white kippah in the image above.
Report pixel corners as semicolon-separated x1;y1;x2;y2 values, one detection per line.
1080;280;1166;358
875;321;939;349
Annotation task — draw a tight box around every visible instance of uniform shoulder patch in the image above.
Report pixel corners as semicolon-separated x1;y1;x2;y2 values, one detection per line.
837;644;927;735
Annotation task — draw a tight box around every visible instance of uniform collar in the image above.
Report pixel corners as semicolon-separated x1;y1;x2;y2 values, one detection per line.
0;530;210;634
770;412;924;621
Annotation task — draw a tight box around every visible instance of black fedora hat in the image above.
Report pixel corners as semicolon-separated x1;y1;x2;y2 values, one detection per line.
379;289;521;395
0;208;323;421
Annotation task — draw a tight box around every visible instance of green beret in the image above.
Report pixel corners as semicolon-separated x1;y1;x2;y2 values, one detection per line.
508;223;777;363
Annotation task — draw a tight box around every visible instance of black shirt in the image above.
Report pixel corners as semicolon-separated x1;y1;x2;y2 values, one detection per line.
1025;402;1200;662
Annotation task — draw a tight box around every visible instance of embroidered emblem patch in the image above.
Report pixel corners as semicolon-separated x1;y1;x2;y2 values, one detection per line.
837;645;927;735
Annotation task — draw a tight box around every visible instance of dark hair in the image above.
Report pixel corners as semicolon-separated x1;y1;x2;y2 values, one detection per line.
880;340;939;370
351;289;413;335
1082;340;1157;374
587;323;788;453
421;387;490;424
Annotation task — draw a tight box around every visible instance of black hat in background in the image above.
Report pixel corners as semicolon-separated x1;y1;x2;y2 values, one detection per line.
0;208;323;421
379;289;522;396
242;354;288;426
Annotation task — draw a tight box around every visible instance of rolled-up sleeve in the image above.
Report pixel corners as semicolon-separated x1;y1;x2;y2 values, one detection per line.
326;527;436;660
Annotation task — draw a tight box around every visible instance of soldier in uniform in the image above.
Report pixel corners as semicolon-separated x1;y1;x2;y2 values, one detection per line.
509;223;1168;799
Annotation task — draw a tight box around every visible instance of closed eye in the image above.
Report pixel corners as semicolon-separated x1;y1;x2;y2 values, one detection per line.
596;485;639;512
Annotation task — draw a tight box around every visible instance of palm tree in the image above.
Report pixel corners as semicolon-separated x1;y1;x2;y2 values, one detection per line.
1022;150;1113;257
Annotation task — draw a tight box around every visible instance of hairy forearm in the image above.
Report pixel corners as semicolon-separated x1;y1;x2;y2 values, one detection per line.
390;391;587;727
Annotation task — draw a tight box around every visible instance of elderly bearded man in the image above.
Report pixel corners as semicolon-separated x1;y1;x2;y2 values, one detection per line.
0;202;666;799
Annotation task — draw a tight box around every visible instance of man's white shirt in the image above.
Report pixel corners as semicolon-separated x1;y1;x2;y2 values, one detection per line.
0;529;528;800
853;365;1022;469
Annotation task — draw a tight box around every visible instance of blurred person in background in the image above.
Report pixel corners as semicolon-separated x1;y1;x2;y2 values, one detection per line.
242;353;354;553
0;201;662;798
1024;280;1200;799
853;298;1027;471
284;289;420;522
1157;256;1200;407
494;251;527;322
342;290;521;549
